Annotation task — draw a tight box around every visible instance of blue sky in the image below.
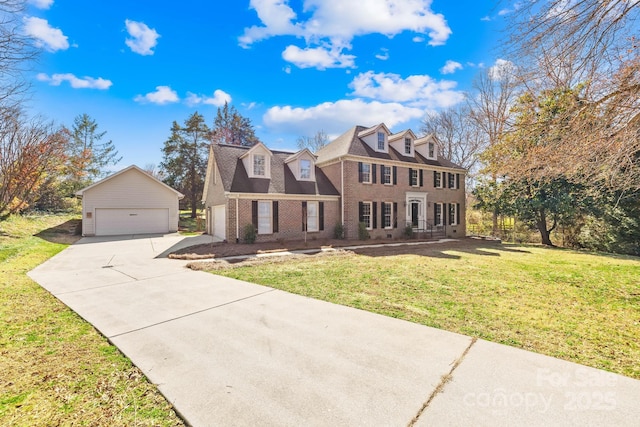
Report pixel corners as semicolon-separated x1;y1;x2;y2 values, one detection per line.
24;0;511;170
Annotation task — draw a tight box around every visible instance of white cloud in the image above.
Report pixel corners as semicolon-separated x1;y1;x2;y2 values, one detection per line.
264;98;424;135
125;20;160;56
240;0;452;69
349;71;465;108
24;17;69;51
440;60;462;74
412;36;425;43
480;16;491;22
375;49;389;61
134;86;178;104
185;89;232;107
282;45;355;69
489;58;516;80
283;65;292;74
29;0;53;9
36;73;112;89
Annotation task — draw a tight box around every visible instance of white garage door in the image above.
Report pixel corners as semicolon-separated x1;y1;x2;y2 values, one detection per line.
95;208;169;236
213;204;226;240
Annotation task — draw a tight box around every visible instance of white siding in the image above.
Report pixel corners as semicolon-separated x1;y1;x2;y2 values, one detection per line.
81;168;180;236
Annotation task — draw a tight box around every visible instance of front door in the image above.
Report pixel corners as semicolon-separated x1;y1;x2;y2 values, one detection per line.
411;201;419;227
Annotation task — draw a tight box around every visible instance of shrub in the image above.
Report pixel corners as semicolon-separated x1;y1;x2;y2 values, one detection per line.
244;223;257;244
357;222;370;240
404;225;414;238
334;222;345;239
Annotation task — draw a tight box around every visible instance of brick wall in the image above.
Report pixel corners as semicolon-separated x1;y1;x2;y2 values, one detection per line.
230;198;339;243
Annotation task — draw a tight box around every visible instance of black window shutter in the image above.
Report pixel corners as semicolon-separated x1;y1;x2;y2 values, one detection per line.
319;202;324;231
272;201;279;233
393;202;398;228
434;203;437;224
372;202;377;229
372;164;377;184
419;169;424;187
358;162;363;183
302;201;307;231
380;164;384;181
409;168;413;185
252;201;258;228
358;202;364;223
393;166;397;185
433;171;437;187
445;203;449;225
456;173;461;189
457;203;461;225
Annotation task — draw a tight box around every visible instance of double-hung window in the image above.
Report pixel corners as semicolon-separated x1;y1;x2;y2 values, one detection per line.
382;165;391;185
428;142;435;158
434;171;443;188
434;203;443;226
377;132;385;151
383;202;393;229
410;169;419;187
306;201;319;232
361;202;372;229
257;201;271;234
404;138;412;155
300;159;311;179
253;154;265;176
361;163;371;183
448;173;456;189
449;203;458;226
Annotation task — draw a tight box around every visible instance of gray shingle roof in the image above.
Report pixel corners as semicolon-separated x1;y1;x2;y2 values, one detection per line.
316;125;466;170
212;144;339;196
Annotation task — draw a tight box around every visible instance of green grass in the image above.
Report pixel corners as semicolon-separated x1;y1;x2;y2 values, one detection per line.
0;213;184;426
212;240;640;379
178;210;204;234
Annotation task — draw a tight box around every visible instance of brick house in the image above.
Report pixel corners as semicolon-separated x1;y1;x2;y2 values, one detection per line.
202;123;466;242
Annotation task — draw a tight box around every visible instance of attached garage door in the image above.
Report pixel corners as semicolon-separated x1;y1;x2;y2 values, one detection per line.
95;208;169;236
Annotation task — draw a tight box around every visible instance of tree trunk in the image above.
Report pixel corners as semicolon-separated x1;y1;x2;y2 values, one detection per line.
492;209;499;236
536;208;553;246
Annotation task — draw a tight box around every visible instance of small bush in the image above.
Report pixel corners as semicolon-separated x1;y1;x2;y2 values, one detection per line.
334;222;345;239
404;225;414;238
357;222;370;240
244;223;257;244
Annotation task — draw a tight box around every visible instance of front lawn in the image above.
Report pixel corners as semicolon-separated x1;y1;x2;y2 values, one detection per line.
0;214;183;426
210;239;640;379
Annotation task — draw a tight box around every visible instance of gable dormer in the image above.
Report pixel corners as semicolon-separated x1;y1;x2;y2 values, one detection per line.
388;129;417;157
240;142;272;179
357;123;391;153
285;148;317;182
414;134;438;160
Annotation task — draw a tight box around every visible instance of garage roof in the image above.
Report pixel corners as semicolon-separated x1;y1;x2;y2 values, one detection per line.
75;165;184;199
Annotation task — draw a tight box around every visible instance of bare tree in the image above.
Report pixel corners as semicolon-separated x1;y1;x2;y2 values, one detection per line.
502;0;640;191
420;104;485;175
296;129;328;152
0;0;37;106
0;107;69;217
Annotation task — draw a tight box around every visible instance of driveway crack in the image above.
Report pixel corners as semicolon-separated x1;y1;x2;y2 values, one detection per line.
408;337;477;426
108;288;276;339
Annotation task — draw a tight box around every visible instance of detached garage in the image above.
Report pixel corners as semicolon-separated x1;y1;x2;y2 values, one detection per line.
76;165;184;237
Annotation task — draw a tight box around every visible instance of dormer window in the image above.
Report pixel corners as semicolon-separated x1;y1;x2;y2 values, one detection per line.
253;154;266;176
405;138;412;155
377;132;385;151
428;142;435;158
300;159;311;179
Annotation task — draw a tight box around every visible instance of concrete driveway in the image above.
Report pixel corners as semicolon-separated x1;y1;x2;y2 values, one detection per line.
29;234;640;426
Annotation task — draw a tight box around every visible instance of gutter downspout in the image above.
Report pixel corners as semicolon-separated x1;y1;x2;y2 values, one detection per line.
235;196;239;243
341;158;345;227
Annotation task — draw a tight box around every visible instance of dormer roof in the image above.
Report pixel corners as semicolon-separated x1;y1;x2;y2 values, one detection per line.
388;129;417;142
285;148;317;164
239;141;272;159
357;123;391;138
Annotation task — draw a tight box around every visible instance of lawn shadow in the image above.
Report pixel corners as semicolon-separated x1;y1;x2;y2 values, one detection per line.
34;219;82;244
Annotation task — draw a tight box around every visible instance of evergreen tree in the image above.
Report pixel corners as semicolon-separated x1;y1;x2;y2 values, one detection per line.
211;102;259;146
66;114;121;191
160;112;210;218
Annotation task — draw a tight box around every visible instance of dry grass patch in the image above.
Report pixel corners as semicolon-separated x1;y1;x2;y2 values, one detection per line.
203;239;640;379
